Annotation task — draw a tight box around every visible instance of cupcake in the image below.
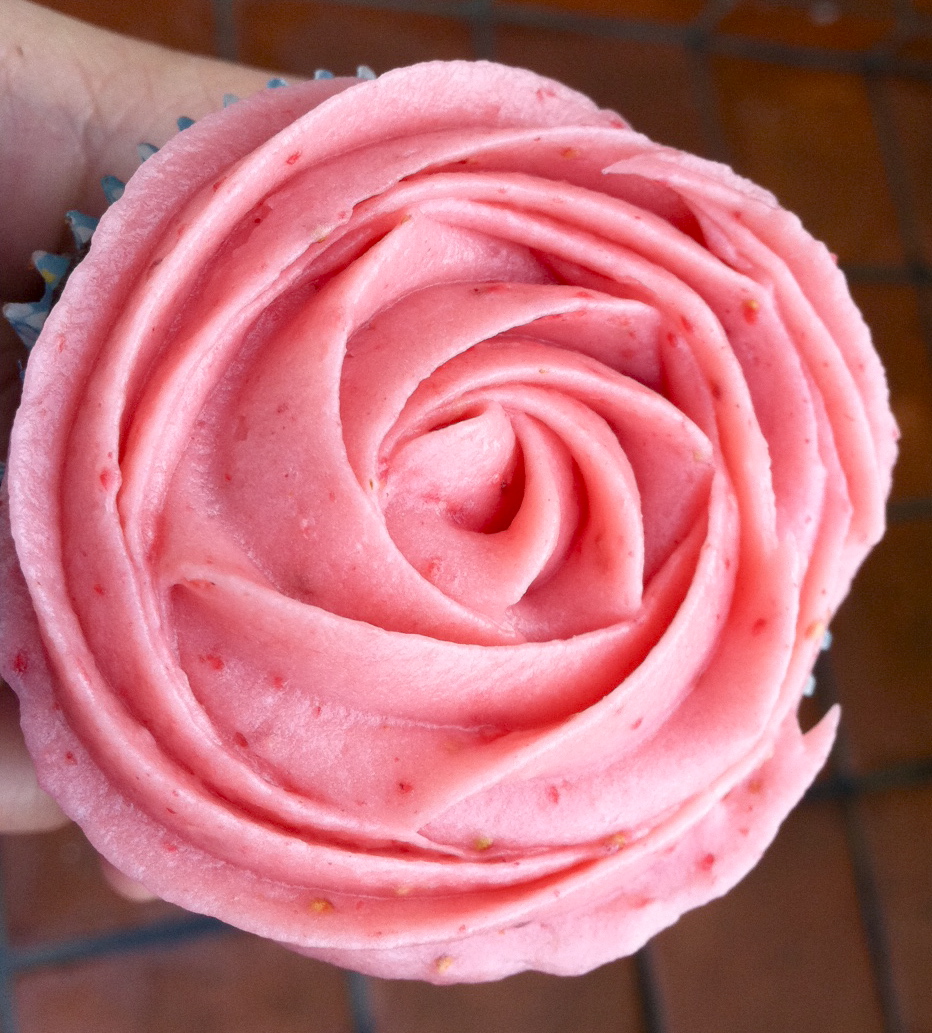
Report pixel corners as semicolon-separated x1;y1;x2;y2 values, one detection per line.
0;60;897;983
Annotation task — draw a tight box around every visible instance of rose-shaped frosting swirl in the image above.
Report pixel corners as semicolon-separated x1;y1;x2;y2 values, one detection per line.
0;61;897;982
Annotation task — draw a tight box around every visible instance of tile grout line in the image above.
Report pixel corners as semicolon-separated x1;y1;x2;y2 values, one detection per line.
634;944;668;1033
692;0;731;34
256;0;495;21
916;285;932;383
804;755;932;802
706;31;932;79
887;498;932;522
839;791;909;1033
212;0;241;63
469;0;496;62
684;32;733;166
8;915;230;973
0;843;20;1033
861;53;932;642
345;970;378;1033
841;263;932;285
815;656;908;1033
864;73;926;277
864;69;932;371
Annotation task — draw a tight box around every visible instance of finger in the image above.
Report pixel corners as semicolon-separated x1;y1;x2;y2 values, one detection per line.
0;0;289;298
98;855;159;903
0;682;69;833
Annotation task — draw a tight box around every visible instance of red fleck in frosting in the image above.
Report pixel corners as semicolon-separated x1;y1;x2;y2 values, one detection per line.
0;61;897;982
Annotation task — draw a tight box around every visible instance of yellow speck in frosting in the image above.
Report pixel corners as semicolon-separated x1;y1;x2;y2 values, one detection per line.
607;833;627;851
473;835;494;851
560;147;580;158
309;898;334;913
538;367;549;374
394;885;413;897
435;955;454;973
806;619;826;640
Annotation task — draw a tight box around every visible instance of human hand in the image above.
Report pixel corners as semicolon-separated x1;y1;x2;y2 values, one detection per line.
0;0;281;844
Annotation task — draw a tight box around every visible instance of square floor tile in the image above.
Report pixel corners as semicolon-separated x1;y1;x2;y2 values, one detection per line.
711;56;904;267
494;26;707;154
716;0;895;51
896;33;932;63
884;76;932;268
234;2;474;77
13;930;354;1033
829;520;932;773
858;787;932;1033
850;284;932;501
368;958;645;1033
651;801;885;1033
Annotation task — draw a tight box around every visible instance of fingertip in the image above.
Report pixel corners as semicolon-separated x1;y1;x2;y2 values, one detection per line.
0;685;70;834
98;856;159;903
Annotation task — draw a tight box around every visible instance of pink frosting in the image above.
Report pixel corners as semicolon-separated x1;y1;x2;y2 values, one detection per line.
0;61;897;982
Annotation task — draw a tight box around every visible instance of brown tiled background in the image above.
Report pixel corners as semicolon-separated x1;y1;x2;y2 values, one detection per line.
2;1;931;1031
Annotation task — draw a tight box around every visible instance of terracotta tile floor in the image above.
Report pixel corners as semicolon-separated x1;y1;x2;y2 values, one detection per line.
2;1;931;1031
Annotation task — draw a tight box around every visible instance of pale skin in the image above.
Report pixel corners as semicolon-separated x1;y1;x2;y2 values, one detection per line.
0;1;285;886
